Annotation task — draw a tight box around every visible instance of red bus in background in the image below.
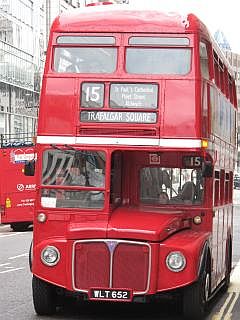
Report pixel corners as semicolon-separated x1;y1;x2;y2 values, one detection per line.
29;4;237;320
0;136;36;231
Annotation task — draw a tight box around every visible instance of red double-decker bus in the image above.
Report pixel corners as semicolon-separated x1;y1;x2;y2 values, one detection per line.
0;135;36;231
29;4;237;319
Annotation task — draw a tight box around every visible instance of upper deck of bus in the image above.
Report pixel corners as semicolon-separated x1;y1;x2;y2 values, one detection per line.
37;5;236;151
47;5;232;74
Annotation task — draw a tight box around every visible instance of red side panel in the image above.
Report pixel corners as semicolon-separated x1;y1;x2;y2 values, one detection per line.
38;77;76;136
162;80;199;138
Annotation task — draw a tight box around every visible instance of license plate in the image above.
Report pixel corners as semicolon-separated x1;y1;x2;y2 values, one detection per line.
89;288;132;301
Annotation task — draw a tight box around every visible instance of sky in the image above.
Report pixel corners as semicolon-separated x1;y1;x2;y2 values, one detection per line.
126;0;240;53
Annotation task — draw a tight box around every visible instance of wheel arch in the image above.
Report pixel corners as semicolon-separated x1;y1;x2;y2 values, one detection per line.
197;240;211;278
29;239;33;272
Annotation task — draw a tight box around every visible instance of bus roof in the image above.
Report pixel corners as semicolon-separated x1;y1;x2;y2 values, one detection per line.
50;4;234;77
51;5;210;36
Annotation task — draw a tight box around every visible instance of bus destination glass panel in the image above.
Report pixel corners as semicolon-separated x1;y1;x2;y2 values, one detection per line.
110;83;158;109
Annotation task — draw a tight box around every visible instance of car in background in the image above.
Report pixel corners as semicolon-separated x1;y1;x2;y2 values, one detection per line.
234;174;240;189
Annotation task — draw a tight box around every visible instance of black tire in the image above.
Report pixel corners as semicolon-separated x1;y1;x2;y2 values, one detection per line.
29;241;33;272
32;275;57;315
10;222;31;232
223;239;232;292
183;266;210;319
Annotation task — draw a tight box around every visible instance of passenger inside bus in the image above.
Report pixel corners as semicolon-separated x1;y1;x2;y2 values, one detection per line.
170;181;196;204
158;192;169;204
140;166;203;206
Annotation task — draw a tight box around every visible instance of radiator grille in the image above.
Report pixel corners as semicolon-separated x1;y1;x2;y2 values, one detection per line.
112;243;149;291
73;240;150;293
74;242;110;289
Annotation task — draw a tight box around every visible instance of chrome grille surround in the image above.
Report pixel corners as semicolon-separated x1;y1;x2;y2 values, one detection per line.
72;239;151;295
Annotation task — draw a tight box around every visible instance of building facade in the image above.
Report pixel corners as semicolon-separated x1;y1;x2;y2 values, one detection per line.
0;0;42;140
44;0;82;51
0;0;128;143
0;0;82;142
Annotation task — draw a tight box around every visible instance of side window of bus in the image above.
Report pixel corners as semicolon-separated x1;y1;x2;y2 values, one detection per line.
214;171;220;206
220;169;225;205
225;172;230;203
200;41;209;80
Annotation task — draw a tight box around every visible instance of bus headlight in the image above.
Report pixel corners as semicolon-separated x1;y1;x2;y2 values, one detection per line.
41;246;60;266
166;251;186;272
37;213;47;223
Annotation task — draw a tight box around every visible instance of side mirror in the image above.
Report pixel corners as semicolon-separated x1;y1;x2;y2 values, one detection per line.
24;160;35;176
202;161;213;177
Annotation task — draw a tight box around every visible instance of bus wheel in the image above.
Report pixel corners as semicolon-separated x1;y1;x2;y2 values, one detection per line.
182;267;210;320
223;238;232;291
29;241;33;272
10;222;30;232
32;275;57;315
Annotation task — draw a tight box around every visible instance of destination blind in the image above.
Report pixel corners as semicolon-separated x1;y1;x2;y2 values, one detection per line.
80;111;157;123
110;83;158;109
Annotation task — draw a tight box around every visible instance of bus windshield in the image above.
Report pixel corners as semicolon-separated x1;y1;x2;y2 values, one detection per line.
41;149;106;209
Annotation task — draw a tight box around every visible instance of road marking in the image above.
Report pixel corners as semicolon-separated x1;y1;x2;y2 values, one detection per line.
0;253;28;274
0;267;25;274
211;293;234;320
0;233;19;238
0;225;10;230
0;231;31;238
8;253;28;260
212;259;240;320
228;260;240;293
0;263;10;267
223;293;240;320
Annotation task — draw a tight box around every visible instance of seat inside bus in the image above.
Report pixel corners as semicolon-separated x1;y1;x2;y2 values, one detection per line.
180;181;196;202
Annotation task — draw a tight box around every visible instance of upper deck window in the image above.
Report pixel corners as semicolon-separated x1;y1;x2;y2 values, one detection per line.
126;48;191;75
54;47;117;73
57;36;115;45
129;37;190;46
200;42;209;79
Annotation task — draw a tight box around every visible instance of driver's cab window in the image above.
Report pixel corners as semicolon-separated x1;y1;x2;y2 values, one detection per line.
41;149;106;209
140;167;204;205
